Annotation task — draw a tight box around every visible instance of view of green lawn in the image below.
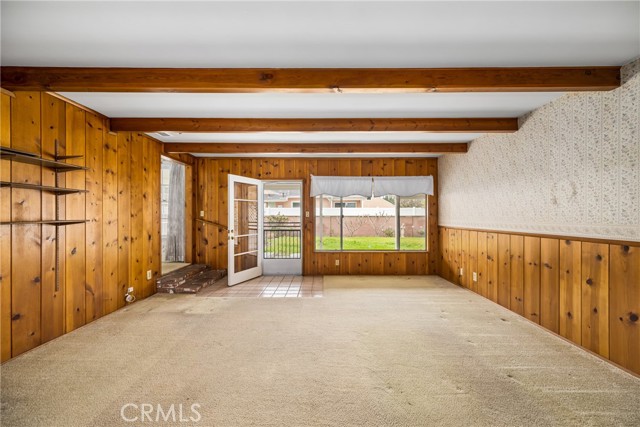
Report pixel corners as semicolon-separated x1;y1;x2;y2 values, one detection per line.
264;236;426;255
317;236;426;251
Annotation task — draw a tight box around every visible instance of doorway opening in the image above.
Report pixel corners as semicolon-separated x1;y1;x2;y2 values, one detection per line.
263;181;303;275
161;156;188;275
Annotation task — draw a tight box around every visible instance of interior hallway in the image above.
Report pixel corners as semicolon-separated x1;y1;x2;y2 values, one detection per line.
1;276;639;427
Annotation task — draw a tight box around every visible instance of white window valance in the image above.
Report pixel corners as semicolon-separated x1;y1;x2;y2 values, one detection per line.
310;176;373;197
310;175;434;197
373;176;434;197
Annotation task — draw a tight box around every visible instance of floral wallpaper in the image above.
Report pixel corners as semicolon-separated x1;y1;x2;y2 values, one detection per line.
439;57;640;242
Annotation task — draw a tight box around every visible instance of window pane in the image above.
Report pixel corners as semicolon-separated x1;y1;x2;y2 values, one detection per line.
315;195;341;250
399;195;427;250
343;195;396;250
234;252;258;272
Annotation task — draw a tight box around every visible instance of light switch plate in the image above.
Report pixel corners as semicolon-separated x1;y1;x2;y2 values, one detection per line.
200;210;205;218
147;270;152;280
473;272;478;282
459;268;464;276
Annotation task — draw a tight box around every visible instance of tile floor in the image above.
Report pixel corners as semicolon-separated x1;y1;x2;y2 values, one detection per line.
197;275;323;298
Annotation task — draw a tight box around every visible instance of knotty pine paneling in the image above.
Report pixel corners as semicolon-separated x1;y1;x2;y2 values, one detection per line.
116;132;131;309
468;231;478;293
497;233;511;308
477;232;488;298
40;94;66;344
609;244;640;374
460;229;470;289
440;226;449;281
439;226;640;376
486;233;498;303
509;235;525;315
194;158;438;275
540;238;560;333
85;112;104;323
523;236;541;324
581;242;609;358
129;133;145;300
102;132;118;314
10;92;42;357
454;228;462;285
64;104;86;333
1;93;163;362
560;240;582;345
0;93;11;361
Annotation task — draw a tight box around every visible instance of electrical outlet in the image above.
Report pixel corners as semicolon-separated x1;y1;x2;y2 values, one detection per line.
305;211;310;218
127;287;134;293
472;272;478;282
459;267;464;276
335;259;340;266
147;270;152;280
200;210;205;218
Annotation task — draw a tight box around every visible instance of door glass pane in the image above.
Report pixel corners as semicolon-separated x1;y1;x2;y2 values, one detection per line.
234;235;258;255
234;252;258;272
235;182;257;200
234;201;258;235
233;182;259;274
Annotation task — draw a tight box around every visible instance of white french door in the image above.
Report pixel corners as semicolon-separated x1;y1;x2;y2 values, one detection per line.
228;174;263;286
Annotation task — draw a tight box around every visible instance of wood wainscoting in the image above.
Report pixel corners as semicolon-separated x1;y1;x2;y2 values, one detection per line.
1;91;164;362
193;158;438;275
438;226;640;376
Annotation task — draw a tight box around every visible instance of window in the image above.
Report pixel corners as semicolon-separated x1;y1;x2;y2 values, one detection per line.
334;202;357;208
292;202;300;208
315;194;427;251
311;175;432;252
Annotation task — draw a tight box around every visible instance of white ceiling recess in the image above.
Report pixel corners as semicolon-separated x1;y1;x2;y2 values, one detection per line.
59;92;560;156
147;132;482;144
2;1;639;67
190;153;441;159
58;92;563;119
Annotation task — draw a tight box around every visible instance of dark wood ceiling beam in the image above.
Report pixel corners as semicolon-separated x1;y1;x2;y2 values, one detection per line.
109;117;517;133
164;142;468;154
0;66;620;93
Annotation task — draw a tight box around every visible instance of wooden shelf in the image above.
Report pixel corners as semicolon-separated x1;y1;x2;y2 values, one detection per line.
54;155;84;160
0;220;88;226
2;143;88;294
0;147;87;172
0;181;87;195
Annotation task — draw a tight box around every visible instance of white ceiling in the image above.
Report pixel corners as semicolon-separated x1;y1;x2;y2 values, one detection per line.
4;1;639;157
2;1;639;67
59;92;563;119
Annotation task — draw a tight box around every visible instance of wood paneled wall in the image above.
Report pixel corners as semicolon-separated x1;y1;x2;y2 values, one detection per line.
439;226;640;376
193;158;438;275
0;91;162;362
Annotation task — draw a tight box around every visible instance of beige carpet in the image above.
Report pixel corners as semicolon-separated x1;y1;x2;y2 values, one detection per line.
1;275;639;426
